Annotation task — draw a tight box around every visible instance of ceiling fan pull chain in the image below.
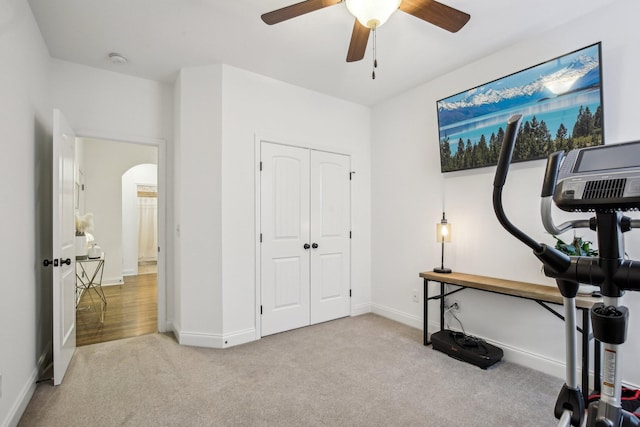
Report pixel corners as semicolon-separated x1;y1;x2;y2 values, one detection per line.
372;27;377;79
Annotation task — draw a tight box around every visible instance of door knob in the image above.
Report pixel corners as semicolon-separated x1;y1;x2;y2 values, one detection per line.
303;243;311;249
312;243;319;249
44;258;72;267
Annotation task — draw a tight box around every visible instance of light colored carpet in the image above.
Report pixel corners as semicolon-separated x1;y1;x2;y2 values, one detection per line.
19;314;562;426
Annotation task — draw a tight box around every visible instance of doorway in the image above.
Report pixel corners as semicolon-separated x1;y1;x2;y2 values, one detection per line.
122;165;158;277
74;137;164;346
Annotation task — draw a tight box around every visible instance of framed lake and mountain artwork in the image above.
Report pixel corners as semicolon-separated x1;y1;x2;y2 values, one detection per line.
436;43;604;173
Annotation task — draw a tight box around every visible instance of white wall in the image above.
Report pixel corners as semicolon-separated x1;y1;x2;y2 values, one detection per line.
122;164;158;275
172;65;224;343
221;65;372;341
50;60;173;139
173;64;372;347
0;0;52;425
371;0;640;386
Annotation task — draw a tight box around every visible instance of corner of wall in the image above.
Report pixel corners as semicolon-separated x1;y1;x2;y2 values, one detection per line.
351;302;373;317
1;369;38;427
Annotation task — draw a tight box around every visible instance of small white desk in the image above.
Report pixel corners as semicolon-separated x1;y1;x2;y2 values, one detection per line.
76;255;107;322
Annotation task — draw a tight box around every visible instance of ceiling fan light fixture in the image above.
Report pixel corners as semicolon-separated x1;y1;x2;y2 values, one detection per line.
345;0;401;29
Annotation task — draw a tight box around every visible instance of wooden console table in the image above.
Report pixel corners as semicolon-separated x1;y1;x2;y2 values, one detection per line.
419;271;601;403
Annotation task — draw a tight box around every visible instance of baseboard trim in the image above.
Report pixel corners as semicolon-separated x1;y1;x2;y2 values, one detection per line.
351;302;372;317
175;329;224;348
174;327;256;349
221;328;256;348
371;303;422;330
2;368;38;427
102;277;124;286
122;268;136;276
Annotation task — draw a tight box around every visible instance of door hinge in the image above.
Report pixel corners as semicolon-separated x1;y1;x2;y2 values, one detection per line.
259;161;263;171
157;246;160;253
260;233;262;243
81;184;85;191
349;231;352;239
349;289;352;298
260;305;263;315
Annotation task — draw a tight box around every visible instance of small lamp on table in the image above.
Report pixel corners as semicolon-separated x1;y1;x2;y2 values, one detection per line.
434;212;452;274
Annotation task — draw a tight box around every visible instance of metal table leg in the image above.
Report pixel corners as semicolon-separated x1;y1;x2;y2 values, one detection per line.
423;278;429;345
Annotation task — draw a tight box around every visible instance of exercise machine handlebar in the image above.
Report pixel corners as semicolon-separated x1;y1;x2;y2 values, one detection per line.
492;114;572;275
493;114;640;291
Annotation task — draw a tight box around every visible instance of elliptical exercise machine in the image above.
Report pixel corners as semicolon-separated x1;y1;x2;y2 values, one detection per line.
493;114;640;427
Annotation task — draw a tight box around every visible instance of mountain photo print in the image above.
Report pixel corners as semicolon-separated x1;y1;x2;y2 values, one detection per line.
436;43;603;173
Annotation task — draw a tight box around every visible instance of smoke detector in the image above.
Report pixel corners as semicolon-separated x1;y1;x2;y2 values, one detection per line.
108;52;128;64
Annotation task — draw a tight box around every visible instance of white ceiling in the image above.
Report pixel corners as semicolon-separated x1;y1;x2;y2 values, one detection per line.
28;0;618;106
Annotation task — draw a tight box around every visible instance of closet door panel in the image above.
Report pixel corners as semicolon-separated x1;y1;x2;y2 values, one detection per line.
261;143;310;336
310;150;351;324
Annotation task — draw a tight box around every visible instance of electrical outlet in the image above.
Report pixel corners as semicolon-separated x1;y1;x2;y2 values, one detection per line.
412;289;419;303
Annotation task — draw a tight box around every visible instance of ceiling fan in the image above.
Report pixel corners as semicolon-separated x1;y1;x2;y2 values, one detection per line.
261;0;470;63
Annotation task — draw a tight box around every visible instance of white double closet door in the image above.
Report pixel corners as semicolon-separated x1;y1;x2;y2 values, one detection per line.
260;142;351;337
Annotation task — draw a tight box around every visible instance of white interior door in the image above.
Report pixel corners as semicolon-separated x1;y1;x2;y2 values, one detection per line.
261;142;311;336
52;109;76;385
309;150;351;324
260;142;351;336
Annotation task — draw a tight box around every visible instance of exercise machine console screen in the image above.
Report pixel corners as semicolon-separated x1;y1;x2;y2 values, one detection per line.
552;140;640;212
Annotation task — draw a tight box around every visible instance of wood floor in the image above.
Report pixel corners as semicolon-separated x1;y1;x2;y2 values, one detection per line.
76;272;157;346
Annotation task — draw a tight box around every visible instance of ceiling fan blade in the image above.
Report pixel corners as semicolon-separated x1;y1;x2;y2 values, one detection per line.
399;0;470;33
261;0;342;25
346;19;370;62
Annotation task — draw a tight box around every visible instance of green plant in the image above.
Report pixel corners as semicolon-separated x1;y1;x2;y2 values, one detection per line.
553;235;598;256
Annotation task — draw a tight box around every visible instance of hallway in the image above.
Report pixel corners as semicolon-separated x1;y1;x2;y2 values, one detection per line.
76;268;157;347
